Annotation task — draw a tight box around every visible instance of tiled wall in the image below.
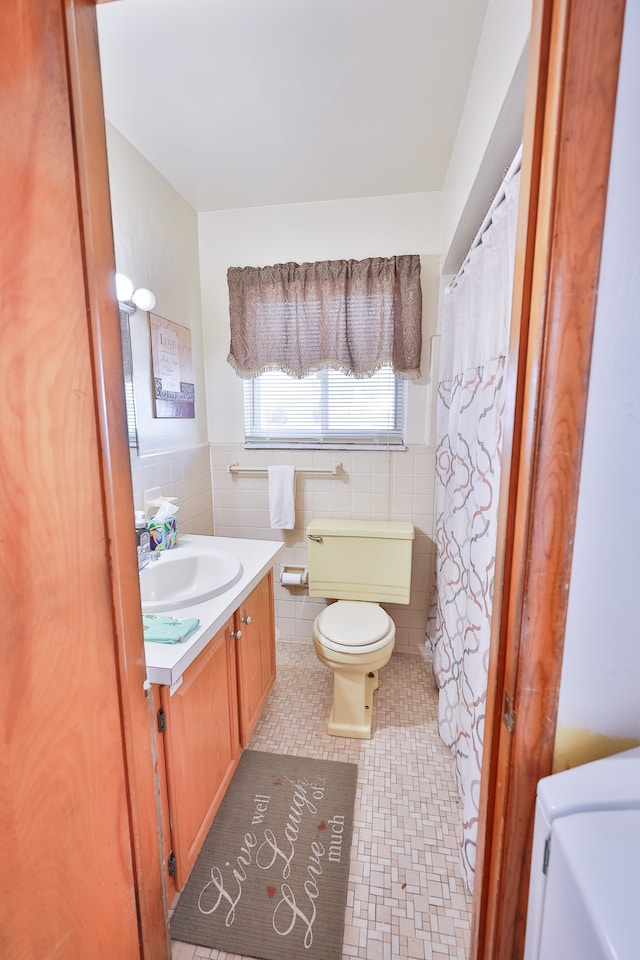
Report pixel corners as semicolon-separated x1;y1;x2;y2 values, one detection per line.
129;444;214;535
210;443;436;653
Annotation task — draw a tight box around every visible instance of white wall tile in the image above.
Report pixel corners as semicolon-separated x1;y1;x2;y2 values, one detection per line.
130;444;214;535
210;442;436;652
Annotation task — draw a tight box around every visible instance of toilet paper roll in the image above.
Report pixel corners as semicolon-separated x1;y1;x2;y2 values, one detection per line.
281;571;305;586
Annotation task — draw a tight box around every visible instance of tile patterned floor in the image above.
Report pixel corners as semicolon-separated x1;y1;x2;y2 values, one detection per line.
170;642;471;960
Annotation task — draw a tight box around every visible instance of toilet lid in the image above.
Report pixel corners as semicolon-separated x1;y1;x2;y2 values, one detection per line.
316;601;392;647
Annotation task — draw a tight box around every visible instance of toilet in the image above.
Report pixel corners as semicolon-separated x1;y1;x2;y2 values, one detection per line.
307;519;414;739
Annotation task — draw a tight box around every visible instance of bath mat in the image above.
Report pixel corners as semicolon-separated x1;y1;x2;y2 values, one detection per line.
170;749;358;960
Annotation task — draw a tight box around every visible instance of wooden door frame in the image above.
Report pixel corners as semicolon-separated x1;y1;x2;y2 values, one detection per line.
471;1;627;958
65;1;170;956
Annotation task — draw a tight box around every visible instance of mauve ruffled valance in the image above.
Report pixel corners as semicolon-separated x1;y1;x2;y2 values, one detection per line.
227;254;422;380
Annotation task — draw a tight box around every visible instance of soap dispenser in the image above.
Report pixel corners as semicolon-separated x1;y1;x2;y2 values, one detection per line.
135;510;151;570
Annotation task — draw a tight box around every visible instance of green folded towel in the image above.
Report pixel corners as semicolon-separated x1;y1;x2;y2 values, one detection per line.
142;613;200;644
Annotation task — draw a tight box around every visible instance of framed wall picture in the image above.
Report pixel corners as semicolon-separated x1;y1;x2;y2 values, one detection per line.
149;312;195;418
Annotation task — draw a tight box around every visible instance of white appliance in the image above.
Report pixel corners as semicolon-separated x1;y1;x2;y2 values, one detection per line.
524;747;640;960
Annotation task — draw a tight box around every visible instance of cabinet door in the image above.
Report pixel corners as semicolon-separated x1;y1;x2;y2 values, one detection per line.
235;571;276;746
152;685;177;901
160;620;240;890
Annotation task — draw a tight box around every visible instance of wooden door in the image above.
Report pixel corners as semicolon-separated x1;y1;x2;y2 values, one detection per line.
471;1;627;958
235;573;276;746
1;1;168;958
160;621;240;890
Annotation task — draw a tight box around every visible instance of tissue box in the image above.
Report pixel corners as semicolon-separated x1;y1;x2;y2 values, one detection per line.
148;517;178;551
148;521;165;552
164;516;178;549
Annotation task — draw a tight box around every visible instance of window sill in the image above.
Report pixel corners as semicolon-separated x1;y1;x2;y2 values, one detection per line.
244;441;407;452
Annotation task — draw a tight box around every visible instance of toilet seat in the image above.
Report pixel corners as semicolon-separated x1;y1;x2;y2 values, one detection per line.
314;601;394;654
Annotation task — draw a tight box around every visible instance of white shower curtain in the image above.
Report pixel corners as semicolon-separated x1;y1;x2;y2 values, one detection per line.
427;172;521;893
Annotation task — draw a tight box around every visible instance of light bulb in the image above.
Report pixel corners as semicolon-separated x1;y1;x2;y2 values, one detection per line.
132;287;156;311
115;273;133;301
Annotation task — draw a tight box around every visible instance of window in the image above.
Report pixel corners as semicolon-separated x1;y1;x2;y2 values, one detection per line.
244;364;406;448
228;255;420;448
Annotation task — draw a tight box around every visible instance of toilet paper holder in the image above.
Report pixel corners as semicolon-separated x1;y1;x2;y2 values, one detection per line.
280;565;308;587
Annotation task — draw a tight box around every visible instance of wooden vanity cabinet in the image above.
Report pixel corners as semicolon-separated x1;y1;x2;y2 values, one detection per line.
158;618;240;891
155;570;276;893
234;570;276;746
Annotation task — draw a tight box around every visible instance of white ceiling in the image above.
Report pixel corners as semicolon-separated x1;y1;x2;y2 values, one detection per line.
97;0;489;213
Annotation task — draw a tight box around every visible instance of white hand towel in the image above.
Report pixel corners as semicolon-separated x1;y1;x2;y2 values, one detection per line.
268;465;296;529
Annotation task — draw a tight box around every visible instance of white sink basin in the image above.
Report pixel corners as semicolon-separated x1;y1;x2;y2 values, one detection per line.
139;545;243;612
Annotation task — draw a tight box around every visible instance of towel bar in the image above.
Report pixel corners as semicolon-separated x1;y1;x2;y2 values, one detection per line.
227;462;342;477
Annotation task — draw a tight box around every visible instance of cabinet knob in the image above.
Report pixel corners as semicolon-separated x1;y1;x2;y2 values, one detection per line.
230;629;242;640
240;615;252;625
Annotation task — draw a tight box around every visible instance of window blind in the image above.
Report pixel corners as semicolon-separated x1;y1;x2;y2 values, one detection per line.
244;365;406;448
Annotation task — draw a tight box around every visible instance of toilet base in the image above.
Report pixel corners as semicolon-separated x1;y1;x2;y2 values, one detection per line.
327;668;379;739
313;636;394;739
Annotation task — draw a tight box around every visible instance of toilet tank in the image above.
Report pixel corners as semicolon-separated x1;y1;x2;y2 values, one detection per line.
307;519;414;604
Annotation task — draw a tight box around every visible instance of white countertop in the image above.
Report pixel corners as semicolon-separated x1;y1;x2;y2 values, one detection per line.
143;534;284;686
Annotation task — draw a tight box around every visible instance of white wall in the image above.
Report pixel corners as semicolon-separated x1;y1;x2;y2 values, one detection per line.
556;1;640;761
104;0;534;643
440;0;531;270
106;123;208;456
106;124;213;533
198;193;442;651
197;192;441;446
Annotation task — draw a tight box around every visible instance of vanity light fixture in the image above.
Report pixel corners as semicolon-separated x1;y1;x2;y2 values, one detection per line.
115;272;157;314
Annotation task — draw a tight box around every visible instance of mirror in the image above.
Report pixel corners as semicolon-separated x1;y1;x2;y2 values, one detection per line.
119;309;139;451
